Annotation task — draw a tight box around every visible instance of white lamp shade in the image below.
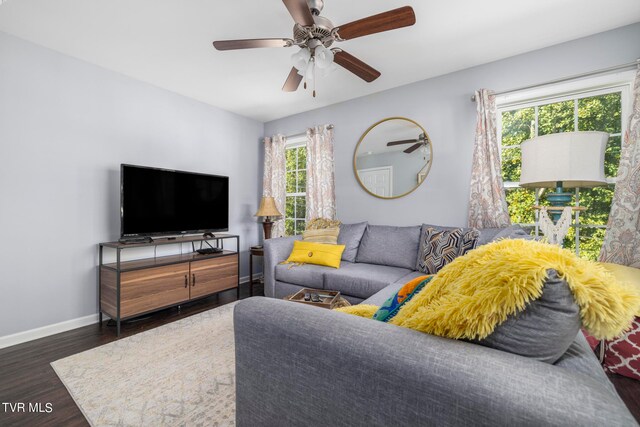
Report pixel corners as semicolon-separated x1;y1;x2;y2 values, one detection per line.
519;131;608;188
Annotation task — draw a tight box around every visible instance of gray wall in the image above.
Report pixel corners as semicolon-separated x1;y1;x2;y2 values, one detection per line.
265;23;640;227
0;32;264;337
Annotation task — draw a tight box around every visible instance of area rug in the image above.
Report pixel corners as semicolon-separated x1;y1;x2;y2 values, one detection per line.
51;302;237;426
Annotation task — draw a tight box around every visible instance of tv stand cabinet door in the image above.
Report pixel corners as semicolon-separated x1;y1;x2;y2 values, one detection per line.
190;255;238;299
121;264;190;318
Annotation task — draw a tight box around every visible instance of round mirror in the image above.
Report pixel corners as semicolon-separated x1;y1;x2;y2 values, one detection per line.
353;117;433;199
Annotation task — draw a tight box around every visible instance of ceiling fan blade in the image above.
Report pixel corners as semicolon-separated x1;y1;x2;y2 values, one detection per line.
404;143;422;154
336;6;416;40
387;139;418;146
282;67;303;92
333;50;380;82
213;38;292;51
282;0;315;26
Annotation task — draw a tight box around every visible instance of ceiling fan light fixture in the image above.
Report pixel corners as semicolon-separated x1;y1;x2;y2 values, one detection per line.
314;45;334;69
304;58;315;82
291;47;311;71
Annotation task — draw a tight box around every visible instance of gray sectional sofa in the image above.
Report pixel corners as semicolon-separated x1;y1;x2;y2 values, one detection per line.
263;223;532;305
234;223;638;426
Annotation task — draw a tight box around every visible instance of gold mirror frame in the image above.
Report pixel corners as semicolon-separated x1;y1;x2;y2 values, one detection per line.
353;117;433;199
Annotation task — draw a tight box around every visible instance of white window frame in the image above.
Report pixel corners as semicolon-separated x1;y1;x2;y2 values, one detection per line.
496;70;634;255
284;135;307;236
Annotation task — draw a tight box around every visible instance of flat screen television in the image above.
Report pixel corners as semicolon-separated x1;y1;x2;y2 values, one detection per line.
121;164;229;237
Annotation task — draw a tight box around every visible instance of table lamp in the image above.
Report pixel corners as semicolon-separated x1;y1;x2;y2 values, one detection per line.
255;196;282;240
520;131;608;221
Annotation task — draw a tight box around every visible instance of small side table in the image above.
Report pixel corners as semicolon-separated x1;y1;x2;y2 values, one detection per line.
249;245;264;297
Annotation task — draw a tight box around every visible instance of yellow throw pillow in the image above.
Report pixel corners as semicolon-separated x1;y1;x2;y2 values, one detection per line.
285;241;345;269
303;227;340;244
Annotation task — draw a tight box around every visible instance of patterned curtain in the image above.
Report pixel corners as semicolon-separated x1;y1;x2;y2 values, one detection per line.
467;89;511;229
263;135;287;238
600;65;640;268
306;125;336;220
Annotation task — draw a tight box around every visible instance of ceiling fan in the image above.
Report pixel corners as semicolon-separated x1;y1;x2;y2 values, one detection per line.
212;0;416;96
387;133;428;154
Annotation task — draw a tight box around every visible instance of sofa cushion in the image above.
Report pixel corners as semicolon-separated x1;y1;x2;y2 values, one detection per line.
274;263;328;288
323;262;412;299
338;222;368;262
356;225;421;270
477;224;534;246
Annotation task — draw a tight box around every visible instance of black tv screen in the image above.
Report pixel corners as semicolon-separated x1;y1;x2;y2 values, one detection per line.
121;164;229;237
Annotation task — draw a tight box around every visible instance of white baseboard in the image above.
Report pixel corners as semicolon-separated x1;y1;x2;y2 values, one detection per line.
0;313;101;350
0;274;262;350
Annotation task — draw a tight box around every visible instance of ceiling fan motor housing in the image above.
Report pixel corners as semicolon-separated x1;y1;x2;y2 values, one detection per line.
293;15;335;47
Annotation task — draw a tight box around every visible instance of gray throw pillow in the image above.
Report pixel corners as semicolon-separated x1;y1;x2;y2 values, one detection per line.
475;269;581;364
356;225;421;270
416;227;479;273
338;222;368;262
477;224;535;246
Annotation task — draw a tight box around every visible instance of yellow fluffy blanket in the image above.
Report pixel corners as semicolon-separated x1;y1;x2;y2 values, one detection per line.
337;239;640;340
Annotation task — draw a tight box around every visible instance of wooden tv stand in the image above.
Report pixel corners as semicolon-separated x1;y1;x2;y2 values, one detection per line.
99;234;240;336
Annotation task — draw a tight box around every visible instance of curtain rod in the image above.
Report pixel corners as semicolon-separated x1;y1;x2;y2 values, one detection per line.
470;59;639;102
285;124;334;140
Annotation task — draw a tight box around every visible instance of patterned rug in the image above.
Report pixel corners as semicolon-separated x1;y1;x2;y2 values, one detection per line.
51;302;237;426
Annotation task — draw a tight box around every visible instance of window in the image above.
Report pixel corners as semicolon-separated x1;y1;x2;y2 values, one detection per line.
285;140;307;236
498;78;631;261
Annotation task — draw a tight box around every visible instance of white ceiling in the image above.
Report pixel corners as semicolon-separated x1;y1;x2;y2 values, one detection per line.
0;0;638;122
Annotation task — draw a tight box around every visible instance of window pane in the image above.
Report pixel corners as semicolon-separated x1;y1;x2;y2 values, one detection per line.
297;170;307;193
285;196;295;218
295;196;306;220
578;92;622;134
579;185;614;225
501;147;521;182
285;219;295;236
286;171;296;193
297;146;307;170
295;220;306;235
501;108;535;146
605;136;621;178
505;188;536;224
577;227;607;262
538;101;574;135
286;148;296;171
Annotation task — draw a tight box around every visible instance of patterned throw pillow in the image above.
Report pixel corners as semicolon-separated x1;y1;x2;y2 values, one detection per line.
373;276;432;322
603;318;640;380
417;227;479;274
303;218;342;244
303;227;340;244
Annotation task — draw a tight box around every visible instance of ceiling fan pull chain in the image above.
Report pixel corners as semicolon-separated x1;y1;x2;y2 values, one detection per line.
313;62;317;97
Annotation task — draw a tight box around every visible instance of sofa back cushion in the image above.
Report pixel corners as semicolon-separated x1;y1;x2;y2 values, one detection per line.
477;224;534;246
356;225;421;270
338;222;368;262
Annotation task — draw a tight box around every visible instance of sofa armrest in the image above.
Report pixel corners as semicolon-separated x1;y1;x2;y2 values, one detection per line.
263;235;302;297
234;298;636;427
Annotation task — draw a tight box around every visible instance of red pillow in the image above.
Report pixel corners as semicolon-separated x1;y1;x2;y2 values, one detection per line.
603;317;640;381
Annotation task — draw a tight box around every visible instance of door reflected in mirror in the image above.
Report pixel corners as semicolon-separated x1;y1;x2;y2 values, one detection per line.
354;117;432;199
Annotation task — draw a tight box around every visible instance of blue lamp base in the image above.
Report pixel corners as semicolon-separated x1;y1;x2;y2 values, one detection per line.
546;181;572;222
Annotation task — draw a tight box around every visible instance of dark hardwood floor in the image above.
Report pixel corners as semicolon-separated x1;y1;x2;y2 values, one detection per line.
1;281;638;426
0;282;262;427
